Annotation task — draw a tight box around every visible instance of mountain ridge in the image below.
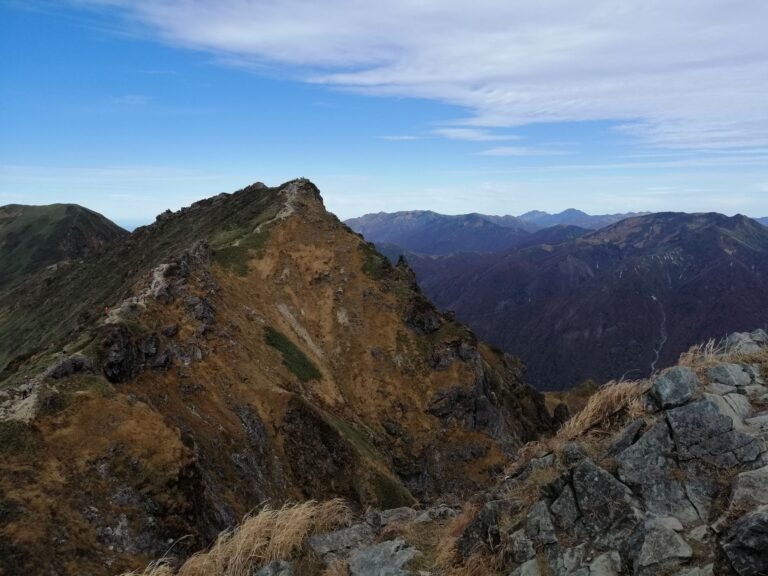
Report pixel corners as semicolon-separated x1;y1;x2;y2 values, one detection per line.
407;211;768;389
0;180;552;575
0;203;127;291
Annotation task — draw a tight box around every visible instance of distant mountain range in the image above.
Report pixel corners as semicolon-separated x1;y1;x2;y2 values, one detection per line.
406;212;768;389
516;208;651;230
758;216;768;226
345;209;644;255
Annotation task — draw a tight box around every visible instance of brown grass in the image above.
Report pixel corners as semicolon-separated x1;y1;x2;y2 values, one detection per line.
434;504;479;568
558;379;649;441
679;338;768;369
124;499;352;576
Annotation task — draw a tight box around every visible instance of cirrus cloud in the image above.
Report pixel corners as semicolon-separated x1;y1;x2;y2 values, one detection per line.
70;0;768;150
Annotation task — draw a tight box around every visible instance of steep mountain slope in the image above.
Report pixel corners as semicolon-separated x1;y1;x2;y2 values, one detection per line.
0;203;127;291
345;211;530;254
409;212;768;389
130;330;768;576
518;208;651;230
0;180;552;575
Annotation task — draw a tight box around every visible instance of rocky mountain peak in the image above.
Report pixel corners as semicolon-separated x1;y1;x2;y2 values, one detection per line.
0;180;552;575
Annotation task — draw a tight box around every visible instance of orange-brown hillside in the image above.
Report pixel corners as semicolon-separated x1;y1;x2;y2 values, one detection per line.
0;180;552;575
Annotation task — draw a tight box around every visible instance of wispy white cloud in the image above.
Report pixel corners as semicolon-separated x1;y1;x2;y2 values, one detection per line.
379;135;420;141
431;128;521;142
69;0;768;150
477;146;572;157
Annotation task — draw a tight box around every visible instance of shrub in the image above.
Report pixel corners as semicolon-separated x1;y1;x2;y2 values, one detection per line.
265;327;322;382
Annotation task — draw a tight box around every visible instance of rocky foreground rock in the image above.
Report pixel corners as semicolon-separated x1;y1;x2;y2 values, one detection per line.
244;329;768;576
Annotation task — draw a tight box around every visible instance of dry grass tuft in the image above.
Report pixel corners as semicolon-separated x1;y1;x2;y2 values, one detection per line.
434;504;479;569
558;379;649;441
504;466;562;510
126;499;352;576
679;338;725;367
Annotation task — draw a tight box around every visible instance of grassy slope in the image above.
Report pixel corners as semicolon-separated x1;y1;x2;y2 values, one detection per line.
0;204;127;291
0;186;282;375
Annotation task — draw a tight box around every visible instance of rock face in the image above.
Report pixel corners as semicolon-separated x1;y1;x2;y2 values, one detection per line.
447;329;768;576
0;180;552;575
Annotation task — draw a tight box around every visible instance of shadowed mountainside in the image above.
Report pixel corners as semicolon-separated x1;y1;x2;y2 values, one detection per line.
408;212;768;389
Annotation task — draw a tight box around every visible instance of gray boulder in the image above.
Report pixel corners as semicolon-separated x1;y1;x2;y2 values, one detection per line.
726;332;764;355
708;364;753;388
457;500;511;556
722;505;768;576
378;507;416;526
589;551;622;576
307;523;375;561
606;419;646;457
348;538;420;576
508;529;536;564
511;559;545;576
570;460;641;544
730;465;768;511
526;500;557;546
617;422;700;523
651;367;698;409
666;396;763;468
47;354;94;379
630;517;693;576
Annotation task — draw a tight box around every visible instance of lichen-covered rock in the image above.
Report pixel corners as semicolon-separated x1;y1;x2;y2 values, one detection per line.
722;505;768;576
458;500;511;556
526;500;557;546
651;366;698;409
617;423;700;523
589;551;622;576
726;332;765;355
348;538;420;576
629;517;693;576
666;396;763;468
729;465;768;510
508;529;536;564
708;364;753;388
570;460;640;542
307;523;375;561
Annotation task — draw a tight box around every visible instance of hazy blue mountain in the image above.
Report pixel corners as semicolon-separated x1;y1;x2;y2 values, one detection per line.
517;208;651;230
345;210;530;255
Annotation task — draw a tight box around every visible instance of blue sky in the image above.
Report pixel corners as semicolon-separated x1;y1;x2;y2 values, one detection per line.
1;0;767;228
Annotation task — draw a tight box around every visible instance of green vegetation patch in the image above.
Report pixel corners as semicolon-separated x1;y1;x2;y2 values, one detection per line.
359;242;391;280
264;326;321;382
213;228;271;275
371;471;416;509
0;421;37;457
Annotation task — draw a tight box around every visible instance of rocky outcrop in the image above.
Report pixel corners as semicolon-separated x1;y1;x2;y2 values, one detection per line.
447;329;768;576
